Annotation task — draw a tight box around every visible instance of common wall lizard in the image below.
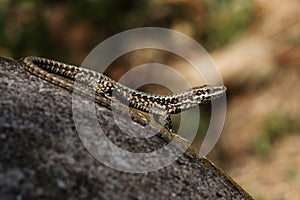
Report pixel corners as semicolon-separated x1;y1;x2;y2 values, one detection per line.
21;56;226;130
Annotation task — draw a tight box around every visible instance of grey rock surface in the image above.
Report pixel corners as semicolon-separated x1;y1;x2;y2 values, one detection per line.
0;56;252;199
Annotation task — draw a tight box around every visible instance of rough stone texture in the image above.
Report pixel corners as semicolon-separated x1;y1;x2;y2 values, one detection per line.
0;56;252;199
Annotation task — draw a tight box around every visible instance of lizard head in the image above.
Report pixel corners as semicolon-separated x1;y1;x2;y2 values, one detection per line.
192;85;227;104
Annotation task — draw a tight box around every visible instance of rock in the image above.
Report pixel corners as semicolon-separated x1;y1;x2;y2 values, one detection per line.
0;56;252;199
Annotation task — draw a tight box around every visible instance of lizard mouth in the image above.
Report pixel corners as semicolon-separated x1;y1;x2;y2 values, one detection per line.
203;85;227;102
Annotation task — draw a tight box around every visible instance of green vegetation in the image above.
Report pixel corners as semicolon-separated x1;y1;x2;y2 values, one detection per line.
203;0;254;50
255;112;292;157
0;0;254;60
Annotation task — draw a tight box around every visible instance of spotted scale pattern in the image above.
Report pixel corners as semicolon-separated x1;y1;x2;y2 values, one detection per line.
22;56;226;117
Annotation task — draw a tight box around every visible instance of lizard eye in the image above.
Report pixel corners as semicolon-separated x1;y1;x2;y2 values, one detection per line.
195;89;204;96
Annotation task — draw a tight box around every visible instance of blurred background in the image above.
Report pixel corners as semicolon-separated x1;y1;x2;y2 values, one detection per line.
1;0;299;199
